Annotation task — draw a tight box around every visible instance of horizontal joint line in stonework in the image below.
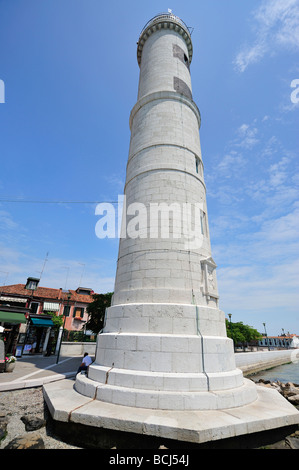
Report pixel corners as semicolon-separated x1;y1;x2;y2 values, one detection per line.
117;248;203;262
124;167;206;192
127;143;204;169
129;92;201;128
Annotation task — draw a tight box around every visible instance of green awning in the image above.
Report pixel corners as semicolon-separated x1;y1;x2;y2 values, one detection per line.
30;317;54;327
0;311;27;324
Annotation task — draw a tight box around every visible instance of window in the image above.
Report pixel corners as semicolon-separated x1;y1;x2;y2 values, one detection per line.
184;53;189;68
31;302;39;314
200;211;207;236
25;277;39;290
43;302;60;312
76;288;92;295
63;305;71;317
73;307;84;318
195;156;203;176
173;44;190;71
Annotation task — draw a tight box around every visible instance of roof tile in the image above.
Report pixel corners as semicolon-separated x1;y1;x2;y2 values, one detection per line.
0;284;98;304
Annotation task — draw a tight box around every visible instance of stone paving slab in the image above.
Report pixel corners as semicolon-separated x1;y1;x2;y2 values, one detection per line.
0;355;83;391
43;379;299;445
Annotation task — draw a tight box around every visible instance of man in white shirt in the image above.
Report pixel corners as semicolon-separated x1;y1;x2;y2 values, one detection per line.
77;352;93;374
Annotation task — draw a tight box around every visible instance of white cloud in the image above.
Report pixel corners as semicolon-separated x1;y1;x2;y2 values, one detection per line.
206;121;259;201
0;210;18;230
234;0;299;72
216;151;246;174
214;202;299;334
207;116;298;220
39;256;115;292
236;123;259;148
213;204;299;267
209;117;299;334
256;204;299;243
218;260;299;312
104;174;125;192
0;244;115;293
211;122;258;176
268;156;291;187
234;43;267;73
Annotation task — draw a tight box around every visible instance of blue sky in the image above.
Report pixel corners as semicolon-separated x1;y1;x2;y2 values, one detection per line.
0;0;298;336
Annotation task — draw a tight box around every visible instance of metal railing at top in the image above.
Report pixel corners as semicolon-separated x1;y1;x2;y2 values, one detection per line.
139;12;192;38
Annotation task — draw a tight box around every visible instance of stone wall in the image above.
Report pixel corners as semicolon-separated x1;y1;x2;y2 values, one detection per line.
60;342;96;357
235;349;299;375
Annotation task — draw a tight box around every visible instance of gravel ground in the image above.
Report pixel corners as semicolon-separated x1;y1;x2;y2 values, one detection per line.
0;386;82;449
1;385;298;450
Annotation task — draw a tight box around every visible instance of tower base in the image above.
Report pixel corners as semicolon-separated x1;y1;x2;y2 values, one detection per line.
75;372;257;410
43;379;299;446
82;304;258;410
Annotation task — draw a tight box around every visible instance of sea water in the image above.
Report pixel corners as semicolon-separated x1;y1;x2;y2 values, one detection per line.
248;360;299;383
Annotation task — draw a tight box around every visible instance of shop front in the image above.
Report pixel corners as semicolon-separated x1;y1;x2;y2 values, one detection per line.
0;309;27;355
23;314;55;355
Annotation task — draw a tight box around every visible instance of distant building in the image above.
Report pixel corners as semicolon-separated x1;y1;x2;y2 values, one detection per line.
0;278;98;355
258;334;299;349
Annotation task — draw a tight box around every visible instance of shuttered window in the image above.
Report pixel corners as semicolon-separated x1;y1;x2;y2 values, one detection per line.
43;302;60;312
73;307;84;318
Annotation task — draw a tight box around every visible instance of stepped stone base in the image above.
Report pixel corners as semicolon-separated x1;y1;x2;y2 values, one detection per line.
43;379;299;445
75;373;257;410
84;304;258;411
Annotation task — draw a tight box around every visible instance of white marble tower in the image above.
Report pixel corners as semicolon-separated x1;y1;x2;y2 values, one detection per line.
75;12;258;410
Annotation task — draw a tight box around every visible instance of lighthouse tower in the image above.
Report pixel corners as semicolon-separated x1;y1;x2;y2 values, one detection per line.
44;12;299;447
76;12;258;410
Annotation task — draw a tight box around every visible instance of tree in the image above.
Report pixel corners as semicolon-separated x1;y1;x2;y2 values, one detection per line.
84;292;113;334
42;311;64;328
51;312;64;329
226;320;262;348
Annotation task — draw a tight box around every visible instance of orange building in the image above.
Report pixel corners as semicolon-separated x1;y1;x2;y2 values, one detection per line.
0;278;98;355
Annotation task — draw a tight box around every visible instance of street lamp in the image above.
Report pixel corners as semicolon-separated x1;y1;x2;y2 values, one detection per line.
228;313;234;351
56;290;71;364
22;277;40;356
263;322;270;351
